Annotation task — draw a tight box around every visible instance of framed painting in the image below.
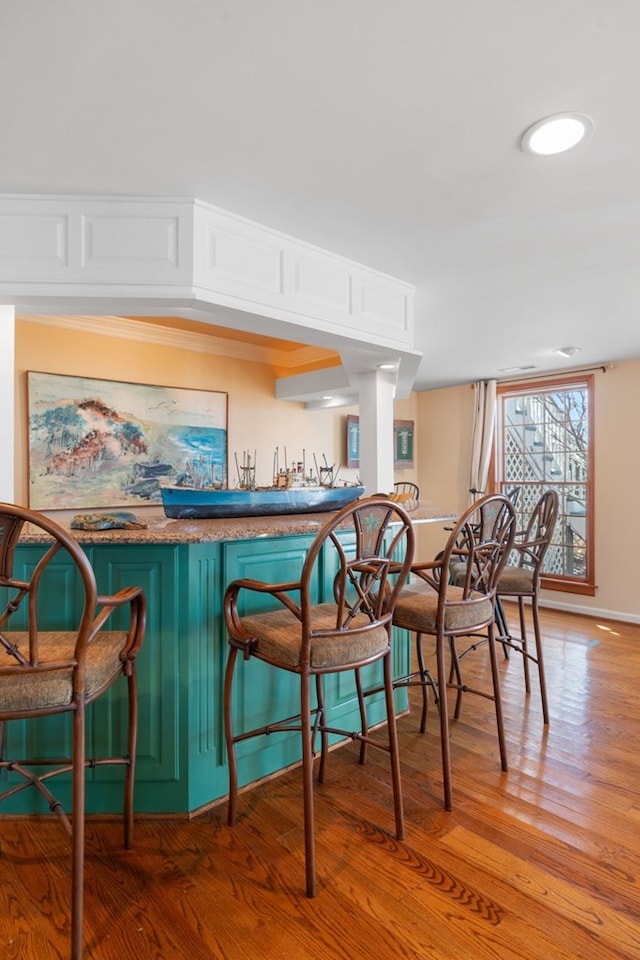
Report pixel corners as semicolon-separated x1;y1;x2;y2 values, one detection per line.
27;372;228;510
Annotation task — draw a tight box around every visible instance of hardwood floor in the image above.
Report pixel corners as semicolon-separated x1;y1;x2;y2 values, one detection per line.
2;604;640;959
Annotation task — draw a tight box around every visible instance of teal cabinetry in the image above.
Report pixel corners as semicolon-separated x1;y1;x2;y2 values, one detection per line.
6;530;408;816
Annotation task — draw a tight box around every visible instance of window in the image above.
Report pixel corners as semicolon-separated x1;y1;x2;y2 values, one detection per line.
494;374;595;595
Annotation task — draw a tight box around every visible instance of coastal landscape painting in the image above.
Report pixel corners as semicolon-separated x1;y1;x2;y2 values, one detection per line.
27;372;227;510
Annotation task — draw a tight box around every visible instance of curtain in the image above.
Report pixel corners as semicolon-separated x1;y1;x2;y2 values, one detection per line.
468;379;497;505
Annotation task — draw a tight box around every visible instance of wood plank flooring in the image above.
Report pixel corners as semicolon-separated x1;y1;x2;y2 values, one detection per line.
1;604;640;959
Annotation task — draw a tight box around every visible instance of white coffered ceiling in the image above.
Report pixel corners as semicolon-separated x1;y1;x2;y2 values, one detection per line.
2;0;639;390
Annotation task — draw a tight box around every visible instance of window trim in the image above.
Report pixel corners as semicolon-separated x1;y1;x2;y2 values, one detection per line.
492;373;595;597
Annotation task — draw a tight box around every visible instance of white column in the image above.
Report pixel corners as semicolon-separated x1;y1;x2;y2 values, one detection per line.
0;305;15;502
355;368;395;495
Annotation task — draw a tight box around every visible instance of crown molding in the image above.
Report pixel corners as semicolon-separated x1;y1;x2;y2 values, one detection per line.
17;313;337;371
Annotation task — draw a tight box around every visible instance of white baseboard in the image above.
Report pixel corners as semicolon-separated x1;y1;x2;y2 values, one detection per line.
537;597;640;626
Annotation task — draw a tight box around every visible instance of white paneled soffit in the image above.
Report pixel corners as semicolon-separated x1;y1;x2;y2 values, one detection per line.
0;195;416;353
1;194;421;400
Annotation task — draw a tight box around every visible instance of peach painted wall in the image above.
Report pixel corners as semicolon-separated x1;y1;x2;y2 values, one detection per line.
415;363;640;623
414;384;472;562
587;360;640;620
15;320;418;519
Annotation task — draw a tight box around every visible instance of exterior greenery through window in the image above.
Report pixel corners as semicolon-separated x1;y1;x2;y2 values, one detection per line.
495;375;594;596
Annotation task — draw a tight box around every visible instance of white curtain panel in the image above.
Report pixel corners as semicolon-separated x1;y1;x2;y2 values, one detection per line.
469;379;497;505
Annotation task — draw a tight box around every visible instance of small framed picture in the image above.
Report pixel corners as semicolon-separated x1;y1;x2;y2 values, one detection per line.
394;419;414;468
346;414;360;468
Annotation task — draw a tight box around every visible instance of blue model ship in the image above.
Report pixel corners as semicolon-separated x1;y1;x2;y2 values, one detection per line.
160;449;364;520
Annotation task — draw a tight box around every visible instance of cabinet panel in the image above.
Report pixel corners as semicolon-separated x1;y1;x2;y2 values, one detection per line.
91;546;181;802
181;542;226;811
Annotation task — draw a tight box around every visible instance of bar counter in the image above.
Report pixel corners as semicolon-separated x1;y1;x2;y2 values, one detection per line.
18;498;456;544
10;499;455;818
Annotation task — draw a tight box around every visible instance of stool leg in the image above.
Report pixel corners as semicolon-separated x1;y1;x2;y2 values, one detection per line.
315;674;328;783
436;629;453;811
124;665;138;849
531;596;550;724
495;596;510;659
71;702;85;960
223;647;240;826
300;674;316;897
383;651;405;840
415;632;431;733
517;597;532;694
355;667;369;764
487;623;508;772
449;635;464;720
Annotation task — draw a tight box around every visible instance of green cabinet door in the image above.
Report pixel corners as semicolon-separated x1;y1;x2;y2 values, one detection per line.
90;543;184;813
179;541;226;812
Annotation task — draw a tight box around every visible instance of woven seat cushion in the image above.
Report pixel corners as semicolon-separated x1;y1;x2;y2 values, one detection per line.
453;560;536;596
0;631;128;714
449;561;467;584
237;602;390;669
497;565;535;594
392;582;493;634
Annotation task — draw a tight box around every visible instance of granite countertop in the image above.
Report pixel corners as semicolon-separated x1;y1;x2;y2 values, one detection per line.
18;500;456;545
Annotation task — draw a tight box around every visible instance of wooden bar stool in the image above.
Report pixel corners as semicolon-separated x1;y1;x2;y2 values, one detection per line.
0;503;147;959
223;496;415;897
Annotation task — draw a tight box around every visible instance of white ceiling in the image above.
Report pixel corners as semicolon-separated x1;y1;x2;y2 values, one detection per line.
2;0;639;391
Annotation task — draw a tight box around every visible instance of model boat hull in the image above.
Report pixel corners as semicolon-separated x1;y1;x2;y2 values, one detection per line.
161;484;366;519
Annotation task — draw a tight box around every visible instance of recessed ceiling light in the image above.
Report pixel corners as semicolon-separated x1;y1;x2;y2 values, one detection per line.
377;362;397;371
555;346;580;358
520;113;594;156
